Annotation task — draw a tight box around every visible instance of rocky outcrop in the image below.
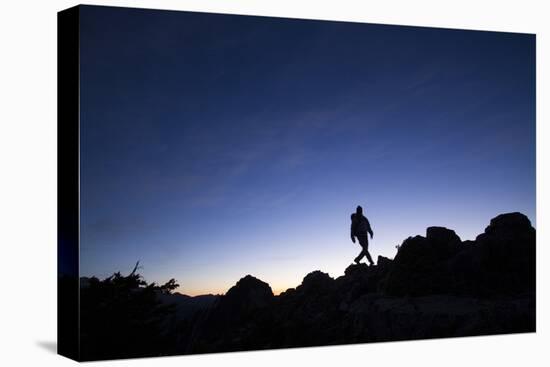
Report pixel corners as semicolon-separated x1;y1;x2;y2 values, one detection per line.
384;226;462;296
181;212;535;354
184;275;275;353
473;212;536;296
222;275;274;312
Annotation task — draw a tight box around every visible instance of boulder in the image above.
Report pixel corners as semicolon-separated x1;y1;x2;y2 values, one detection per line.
383;227;462;296
474;212;536;295
426;226;461;247
344;263;370;277
298;270;335;295
377;255;393;270
223;274;274;311
484;212;533;236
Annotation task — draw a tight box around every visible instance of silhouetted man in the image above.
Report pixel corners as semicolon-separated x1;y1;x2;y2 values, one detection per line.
350;205;374;265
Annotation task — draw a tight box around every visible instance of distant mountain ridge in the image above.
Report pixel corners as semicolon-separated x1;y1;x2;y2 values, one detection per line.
157;292;219;321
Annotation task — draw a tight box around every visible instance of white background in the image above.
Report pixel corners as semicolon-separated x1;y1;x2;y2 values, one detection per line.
0;0;548;366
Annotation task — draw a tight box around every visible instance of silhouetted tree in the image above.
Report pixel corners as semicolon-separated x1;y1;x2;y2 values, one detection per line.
80;262;179;360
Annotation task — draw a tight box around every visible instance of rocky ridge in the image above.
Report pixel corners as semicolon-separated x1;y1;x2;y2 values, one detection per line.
181;212;535;353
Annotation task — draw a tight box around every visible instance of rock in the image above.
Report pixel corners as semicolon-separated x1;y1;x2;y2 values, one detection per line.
484;212;533;236
299;271;335;295
279;287;296;297
223;274;274;311
383;227;462;296
474;212;536;296
343;294;534;342
377;255;393;269
426;226;461;246
186;275;274;353
344;263;370;277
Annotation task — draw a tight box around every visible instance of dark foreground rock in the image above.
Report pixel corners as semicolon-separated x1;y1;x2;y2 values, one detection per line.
180;212;535;354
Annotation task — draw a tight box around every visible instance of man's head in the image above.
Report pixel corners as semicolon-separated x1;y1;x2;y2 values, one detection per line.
356;205;363;215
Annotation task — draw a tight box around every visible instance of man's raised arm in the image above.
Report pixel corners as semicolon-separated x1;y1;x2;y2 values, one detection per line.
367;218;374;239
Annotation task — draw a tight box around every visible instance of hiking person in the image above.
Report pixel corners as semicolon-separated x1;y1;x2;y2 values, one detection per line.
350;205;374;265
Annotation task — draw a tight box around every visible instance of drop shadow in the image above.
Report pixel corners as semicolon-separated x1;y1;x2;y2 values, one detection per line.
36;340;57;354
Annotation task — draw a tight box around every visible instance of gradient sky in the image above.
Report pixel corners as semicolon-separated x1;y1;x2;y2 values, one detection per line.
79;6;535;296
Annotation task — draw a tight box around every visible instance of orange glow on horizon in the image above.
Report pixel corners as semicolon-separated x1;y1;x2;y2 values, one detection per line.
176;285;293;297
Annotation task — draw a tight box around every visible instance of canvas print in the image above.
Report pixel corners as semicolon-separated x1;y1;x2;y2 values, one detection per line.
58;5;536;362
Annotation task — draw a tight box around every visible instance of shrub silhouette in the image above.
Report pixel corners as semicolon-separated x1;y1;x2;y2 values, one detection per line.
80;262;179;361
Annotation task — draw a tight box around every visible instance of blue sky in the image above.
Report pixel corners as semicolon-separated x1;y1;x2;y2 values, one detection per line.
79;6;535;295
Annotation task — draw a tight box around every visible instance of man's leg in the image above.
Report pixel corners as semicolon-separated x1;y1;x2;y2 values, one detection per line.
354;249;366;264
364;249;374;265
358;236;375;266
